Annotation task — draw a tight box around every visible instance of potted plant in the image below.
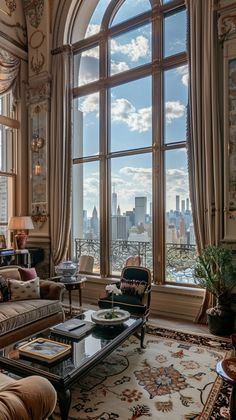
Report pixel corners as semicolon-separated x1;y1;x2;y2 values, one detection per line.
194;245;236;335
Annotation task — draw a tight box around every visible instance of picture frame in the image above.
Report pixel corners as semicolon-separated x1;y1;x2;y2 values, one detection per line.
0;235;6;249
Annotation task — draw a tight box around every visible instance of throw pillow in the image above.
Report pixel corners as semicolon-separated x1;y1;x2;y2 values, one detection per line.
0;275;10;302
8;277;40;301
120;279;147;299
19;267;37;281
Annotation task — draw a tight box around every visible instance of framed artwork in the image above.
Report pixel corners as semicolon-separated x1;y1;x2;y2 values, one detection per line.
0;235;6;249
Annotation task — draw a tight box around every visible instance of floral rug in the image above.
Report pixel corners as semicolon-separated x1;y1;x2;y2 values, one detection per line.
52;325;233;420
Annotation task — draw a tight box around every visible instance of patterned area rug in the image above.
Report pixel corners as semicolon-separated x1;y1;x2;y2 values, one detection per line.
52;325;233;420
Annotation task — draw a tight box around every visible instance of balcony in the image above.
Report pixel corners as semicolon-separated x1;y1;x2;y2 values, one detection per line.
74;239;197;284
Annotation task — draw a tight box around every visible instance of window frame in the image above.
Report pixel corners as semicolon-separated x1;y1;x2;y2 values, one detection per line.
72;0;190;284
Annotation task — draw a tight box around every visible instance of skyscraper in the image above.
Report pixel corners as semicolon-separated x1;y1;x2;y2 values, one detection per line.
112;183;117;216
176;195;180;212
135;197;147;226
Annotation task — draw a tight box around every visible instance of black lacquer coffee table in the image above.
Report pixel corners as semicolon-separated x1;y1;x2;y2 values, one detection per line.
0;310;144;420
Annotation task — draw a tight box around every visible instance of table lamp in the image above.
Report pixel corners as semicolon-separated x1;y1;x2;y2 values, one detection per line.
8;216;34;249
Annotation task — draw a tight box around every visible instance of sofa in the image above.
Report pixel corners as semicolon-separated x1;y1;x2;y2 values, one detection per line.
0;266;65;348
0;372;57;419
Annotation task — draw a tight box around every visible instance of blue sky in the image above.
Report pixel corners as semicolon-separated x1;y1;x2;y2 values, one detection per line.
74;0;188;217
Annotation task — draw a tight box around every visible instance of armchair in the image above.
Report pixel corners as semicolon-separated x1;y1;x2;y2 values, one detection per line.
98;266;151;347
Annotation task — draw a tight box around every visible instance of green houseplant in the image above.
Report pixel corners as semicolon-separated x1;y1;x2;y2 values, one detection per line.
194;245;236;335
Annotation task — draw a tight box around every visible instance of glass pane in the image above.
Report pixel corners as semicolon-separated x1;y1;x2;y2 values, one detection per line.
85;0;113;38
73;93;99;158
0;92;14;118
164;65;188;144
164;9;187;57
109;24;151;76
111;0;151;27
110;77;152;152
72;161;100;274
165;149;196;284
74;46;99;87
0;125;15;172
110;153;152;276
0;175;13;243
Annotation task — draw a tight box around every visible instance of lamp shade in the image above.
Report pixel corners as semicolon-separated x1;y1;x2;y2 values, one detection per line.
8;216;34;231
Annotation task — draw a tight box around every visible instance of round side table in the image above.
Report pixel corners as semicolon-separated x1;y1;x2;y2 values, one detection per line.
216;357;236;419
60;276;86;317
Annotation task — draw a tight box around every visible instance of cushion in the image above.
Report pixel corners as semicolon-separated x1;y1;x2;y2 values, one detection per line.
8;277;40;301
18;267;37;281
120;279;147;299
0;276;10;302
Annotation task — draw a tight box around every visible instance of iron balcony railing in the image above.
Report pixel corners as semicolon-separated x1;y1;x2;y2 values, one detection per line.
74;238;197;284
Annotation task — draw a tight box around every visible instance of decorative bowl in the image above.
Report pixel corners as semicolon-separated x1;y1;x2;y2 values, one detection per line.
91;309;130;325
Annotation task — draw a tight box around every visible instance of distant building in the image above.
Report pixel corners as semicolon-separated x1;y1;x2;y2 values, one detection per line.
135;197;147;226
176;195;180;212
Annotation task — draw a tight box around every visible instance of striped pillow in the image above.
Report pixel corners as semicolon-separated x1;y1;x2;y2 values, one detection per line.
8;277;40;301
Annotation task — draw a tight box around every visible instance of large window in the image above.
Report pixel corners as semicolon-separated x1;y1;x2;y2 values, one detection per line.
72;0;196;283
0;91;16;242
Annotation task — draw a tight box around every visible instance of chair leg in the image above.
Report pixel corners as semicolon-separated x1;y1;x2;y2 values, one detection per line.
140;324;146;349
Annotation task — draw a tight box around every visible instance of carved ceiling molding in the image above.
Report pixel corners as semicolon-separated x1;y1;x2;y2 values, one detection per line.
218;12;236;41
26;79;51;106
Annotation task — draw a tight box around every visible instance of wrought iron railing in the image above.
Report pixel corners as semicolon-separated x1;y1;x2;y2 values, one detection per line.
74;239;196;283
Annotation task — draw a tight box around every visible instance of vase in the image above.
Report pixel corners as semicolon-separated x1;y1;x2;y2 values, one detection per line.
55;260;77;278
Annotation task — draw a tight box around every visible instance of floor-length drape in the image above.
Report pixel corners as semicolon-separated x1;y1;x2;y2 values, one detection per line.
50;46;72;266
186;0;223;322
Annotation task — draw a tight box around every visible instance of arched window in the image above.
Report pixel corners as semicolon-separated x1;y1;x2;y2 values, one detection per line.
72;0;195;284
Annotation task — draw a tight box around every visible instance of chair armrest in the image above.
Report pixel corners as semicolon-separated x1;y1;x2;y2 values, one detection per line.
39;279;65;300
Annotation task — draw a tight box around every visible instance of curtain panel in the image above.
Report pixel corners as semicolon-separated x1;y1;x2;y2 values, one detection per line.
186;0;223;322
50;46;72;266
0;48;20;95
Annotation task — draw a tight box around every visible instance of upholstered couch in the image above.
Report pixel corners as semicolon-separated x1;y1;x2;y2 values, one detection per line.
0;266;65;348
0;372;57;419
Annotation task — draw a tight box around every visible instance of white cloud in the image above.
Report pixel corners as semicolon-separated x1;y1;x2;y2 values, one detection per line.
176;65;189;87
85;24;100;37
165;101;185;123
80;93;99;115
166;168;189;208
111;35;150;62
111;98;151;132
110;60;130;74
78;49;99;85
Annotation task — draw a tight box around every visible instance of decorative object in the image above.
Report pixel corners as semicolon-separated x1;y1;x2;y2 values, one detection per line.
194;245;236;335
0;235;6;249
91;308;130;325
31;105;45;176
18;337;71;364
8;216;34;249
104;283;122;319
55;260;77;279
52;326;232;420
31;204;48;228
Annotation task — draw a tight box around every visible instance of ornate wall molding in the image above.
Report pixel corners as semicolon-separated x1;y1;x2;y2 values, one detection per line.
218;12;236;41
26;78;51;105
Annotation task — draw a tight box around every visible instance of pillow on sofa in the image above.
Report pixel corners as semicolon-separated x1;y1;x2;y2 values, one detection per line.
8;277;40;301
19;267;37;281
0;276;10;302
120;279;147;299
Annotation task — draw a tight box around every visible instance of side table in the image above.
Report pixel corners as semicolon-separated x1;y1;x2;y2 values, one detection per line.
60;276;87;317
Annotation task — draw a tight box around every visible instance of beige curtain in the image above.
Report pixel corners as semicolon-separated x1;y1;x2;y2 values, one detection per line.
50;46;72;266
186;0;223;322
0;48;20;96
